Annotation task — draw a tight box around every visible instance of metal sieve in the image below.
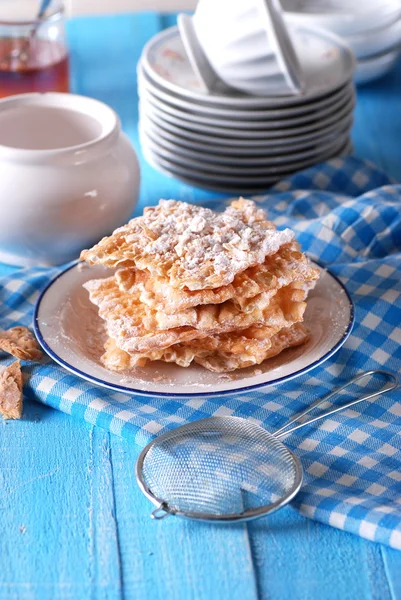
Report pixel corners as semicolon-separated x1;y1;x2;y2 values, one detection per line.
136;370;398;522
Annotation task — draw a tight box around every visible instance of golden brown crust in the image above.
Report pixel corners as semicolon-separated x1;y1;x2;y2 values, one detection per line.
0;360;23;419
82;198;319;373
0;327;43;361
115;241;319;314
81;199;294;290
195;323;310;372
84;276;307;354
101;323;310;373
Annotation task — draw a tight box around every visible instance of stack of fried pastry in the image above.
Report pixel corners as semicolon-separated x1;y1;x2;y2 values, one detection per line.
80;199;320;373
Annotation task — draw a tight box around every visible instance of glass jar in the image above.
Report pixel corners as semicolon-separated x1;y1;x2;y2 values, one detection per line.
0;1;69;98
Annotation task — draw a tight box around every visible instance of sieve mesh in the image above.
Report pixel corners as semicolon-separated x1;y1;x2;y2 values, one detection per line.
137;417;302;521
136;371;398;522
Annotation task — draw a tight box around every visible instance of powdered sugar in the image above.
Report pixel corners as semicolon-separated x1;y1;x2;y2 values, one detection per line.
81;198;295;290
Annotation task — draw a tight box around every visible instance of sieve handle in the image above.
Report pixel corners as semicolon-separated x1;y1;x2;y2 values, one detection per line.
273;370;398;440
151;503;172;520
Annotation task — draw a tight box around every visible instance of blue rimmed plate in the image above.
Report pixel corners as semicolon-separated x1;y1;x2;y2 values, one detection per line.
33;261;354;398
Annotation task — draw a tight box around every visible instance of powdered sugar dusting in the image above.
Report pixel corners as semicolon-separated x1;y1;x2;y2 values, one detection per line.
82;198;295;290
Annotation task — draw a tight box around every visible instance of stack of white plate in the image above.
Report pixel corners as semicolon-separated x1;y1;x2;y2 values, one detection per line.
282;0;401;84
138;25;355;194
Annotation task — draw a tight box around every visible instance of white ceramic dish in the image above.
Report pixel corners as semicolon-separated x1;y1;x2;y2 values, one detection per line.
0;93;140;267
140;128;349;176
178;0;303;95
177;13;223;94
34;262;354;398
345;14;401;58
139;84;355;130
139;94;354;139
179;16;282;86
141;138;352;194
140;114;352;155
141;139;350;186
142;153;280;194
139;142;353;195
139;123;350;165
141;25;355;106
140;111;354;147
196;0;302;91
354;50;401;84
138;66;353;119
282;0;401;37
283;2;401;83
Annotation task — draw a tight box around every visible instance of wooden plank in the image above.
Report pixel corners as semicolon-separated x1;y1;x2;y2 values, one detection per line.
381;546;401;600
247;508;399;600
353;62;401;181
88;428;125;598
0;398;94;600
0;401;133;600
108;435;260;600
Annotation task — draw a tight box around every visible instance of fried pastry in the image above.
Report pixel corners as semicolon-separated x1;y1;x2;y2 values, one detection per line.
196;322;310;372
115;241;319;314
81;198;294;290
0;326;43;361
101;323;310;373
82;198;319;373
0;360;23;419
84;276;307;354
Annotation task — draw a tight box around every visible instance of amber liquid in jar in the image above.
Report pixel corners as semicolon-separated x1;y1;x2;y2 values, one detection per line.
0;38;69;98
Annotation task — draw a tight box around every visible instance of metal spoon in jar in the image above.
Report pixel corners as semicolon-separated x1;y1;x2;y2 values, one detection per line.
1;0;54;68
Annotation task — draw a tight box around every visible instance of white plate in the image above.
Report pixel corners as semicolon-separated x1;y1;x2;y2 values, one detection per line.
141;26;355;107
142;146;297;192
139;83;355;130
355;50;401;84
141;138;350;186
140;94;355;138
140;122;350;165
143;139;353;194
139;66;354;119
34;262;354;398
141;114;352;156
138;143;354;194
140;110;354;147
139;94;354;138
140;128;349;176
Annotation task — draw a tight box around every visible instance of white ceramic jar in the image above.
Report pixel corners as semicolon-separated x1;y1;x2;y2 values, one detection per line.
0;92;140;266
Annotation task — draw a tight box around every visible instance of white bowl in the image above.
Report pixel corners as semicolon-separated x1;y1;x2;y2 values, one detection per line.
282;0;401;37
346;14;401;58
0;93;140;267
178;0;304;96
355;49;400;84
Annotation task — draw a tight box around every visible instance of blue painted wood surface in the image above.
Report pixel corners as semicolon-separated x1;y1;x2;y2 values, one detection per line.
0;12;401;600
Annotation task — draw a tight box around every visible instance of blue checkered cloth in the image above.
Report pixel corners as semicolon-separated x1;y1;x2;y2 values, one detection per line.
1;157;400;549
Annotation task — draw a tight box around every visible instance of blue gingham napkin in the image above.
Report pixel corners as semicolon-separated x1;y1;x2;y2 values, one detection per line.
1;157;400;549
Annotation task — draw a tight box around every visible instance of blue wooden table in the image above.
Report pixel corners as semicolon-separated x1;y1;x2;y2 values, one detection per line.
1;12;401;600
